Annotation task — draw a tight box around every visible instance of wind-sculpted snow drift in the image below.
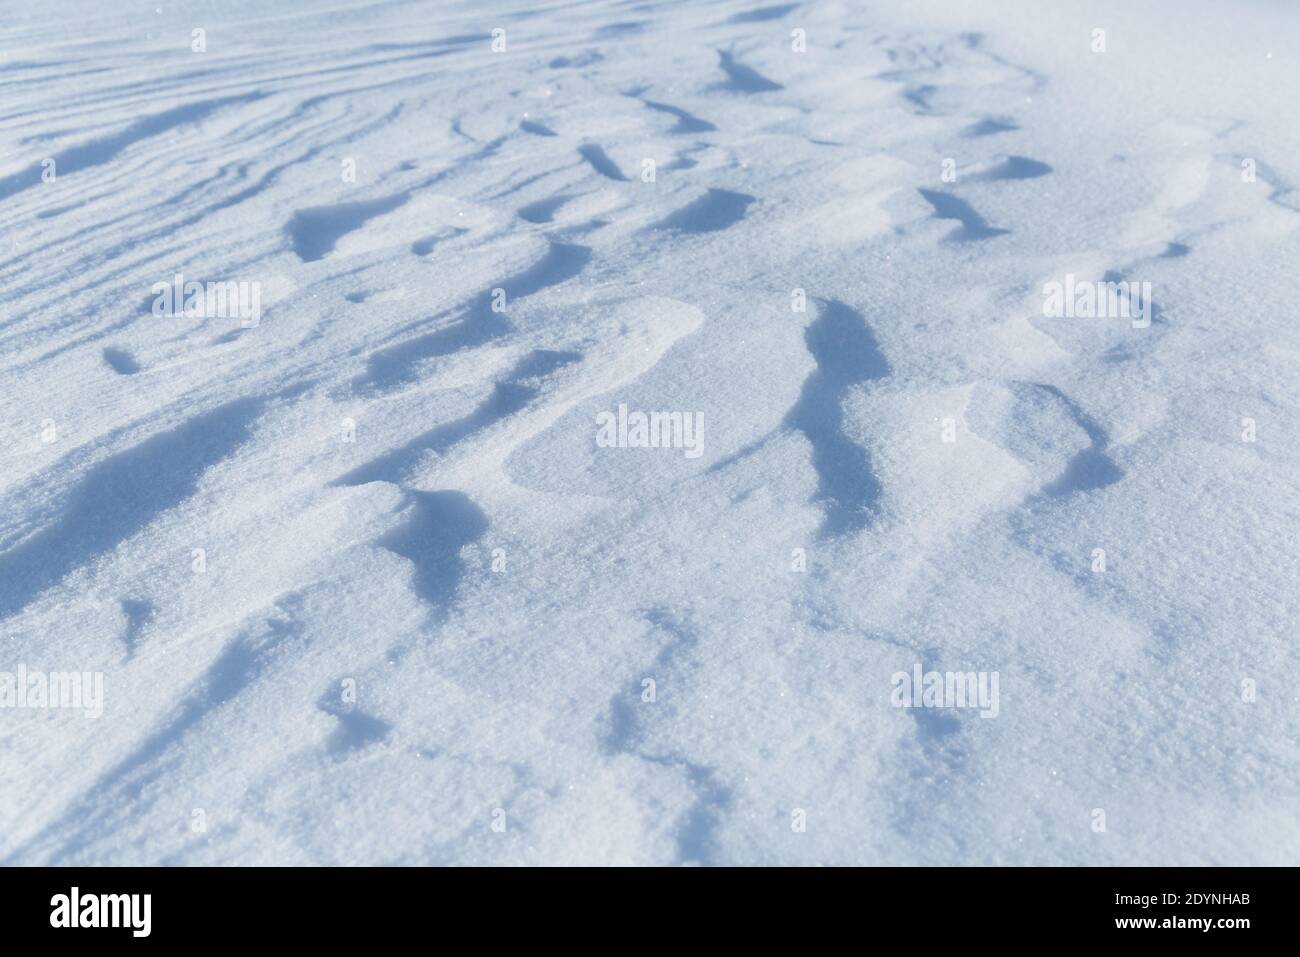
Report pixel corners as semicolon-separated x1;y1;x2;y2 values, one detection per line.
0;0;1297;866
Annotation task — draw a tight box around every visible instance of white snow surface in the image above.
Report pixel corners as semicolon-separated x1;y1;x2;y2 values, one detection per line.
1;0;1298;865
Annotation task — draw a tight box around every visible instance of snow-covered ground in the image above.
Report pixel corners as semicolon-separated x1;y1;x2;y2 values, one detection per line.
1;0;1297;865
